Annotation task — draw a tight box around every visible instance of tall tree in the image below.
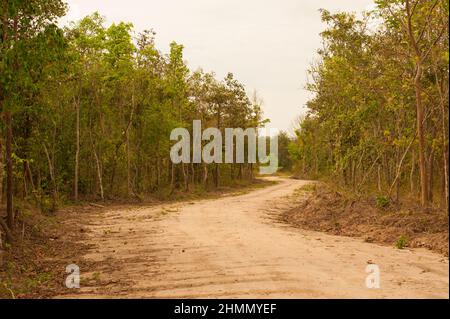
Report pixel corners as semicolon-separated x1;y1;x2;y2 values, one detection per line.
376;0;448;206
0;0;66;229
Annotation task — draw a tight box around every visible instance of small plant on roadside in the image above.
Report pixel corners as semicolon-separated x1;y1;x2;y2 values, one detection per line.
298;184;317;192
375;195;390;209
395;235;408;249
39;196;54;214
92;272;101;282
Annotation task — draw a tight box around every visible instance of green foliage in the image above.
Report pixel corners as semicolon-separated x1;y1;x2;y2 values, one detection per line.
395;235;408;250
0;7;267;207
375;195;390;209
289;2;449;205
38;195;55;214
277;131;293;171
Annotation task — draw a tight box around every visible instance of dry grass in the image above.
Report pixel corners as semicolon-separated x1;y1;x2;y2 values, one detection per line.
281;183;449;256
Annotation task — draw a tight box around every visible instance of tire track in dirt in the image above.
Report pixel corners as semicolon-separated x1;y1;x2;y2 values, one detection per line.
61;177;449;298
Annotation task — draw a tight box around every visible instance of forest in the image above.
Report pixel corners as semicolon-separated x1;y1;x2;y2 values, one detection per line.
0;1;448;244
0;2;266;238
289;0;449;208
0;0;449;300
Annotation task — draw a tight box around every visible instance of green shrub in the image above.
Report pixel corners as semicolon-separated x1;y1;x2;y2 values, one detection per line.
375;195;390;208
395;235;408;249
39;196;53;214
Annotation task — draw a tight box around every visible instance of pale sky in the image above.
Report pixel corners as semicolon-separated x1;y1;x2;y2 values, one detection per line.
61;0;375;134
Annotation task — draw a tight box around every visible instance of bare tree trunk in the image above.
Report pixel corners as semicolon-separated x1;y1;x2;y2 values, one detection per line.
88;123;104;200
5;111;13;228
156;156;161;187
43;143;57;212
351;159;356;191
23;160;35;197
126;92;135;197
0;218;13;243
427;151;434;203
170;162;175;188
74;96;80;201
25;161;35;194
403;0;438;206
93;149;104;200
377;164;382;192
394;150;401;202
202;163;208;186
410;150;415;194
389;135;416;198
432;57;449;208
414;64;429;206
441;105;449;209
0;137;3;204
109;152;118;195
182;163;188;191
214;164;219;188
126;130;131;196
190;163;195;185
1;0;13;228
441;114;448;208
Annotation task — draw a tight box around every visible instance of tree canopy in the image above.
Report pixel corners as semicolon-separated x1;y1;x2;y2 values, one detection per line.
290;0;448;207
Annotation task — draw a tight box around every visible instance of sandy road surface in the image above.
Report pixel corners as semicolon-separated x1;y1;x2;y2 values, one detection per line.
64;177;449;298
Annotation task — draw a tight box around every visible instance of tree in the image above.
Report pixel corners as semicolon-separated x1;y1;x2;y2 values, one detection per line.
376;0;448;206
290;4;448;208
0;7;270;239
0;0;66;231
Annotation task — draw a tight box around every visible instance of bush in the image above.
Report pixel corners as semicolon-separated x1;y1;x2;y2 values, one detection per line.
395;235;408;249
375;195;390;209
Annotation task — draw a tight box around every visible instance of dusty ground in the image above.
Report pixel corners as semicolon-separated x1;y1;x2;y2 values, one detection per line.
0;180;276;298
282;183;449;256
0;205;94;298
60;177;449;299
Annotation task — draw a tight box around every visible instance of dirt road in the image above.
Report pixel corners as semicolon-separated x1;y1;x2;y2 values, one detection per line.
65;177;449;298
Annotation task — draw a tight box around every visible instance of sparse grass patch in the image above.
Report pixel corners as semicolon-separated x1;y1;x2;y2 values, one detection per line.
298;183;317;192
395;235;408;250
0;203;92;298
375;195;390;209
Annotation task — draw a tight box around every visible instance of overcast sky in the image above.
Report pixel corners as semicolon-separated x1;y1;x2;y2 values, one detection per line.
61;0;375;134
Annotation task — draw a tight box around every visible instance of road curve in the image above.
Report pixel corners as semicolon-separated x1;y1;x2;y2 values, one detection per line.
64;177;449;298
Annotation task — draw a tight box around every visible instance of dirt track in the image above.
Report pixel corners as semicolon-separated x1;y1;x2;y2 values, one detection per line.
63;177;449;298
